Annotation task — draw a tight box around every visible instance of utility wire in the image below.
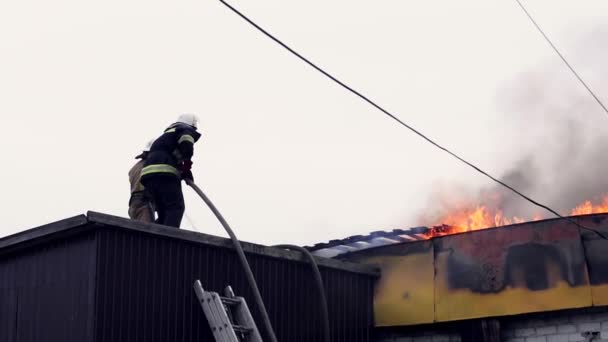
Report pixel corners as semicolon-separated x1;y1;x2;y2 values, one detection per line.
218;0;608;240
184;213;200;231
514;0;608;116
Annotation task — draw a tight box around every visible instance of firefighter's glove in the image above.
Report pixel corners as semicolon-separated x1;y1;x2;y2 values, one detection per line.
179;160;193;172
181;170;194;182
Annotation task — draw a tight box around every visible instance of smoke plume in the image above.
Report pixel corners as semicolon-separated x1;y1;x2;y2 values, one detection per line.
419;28;608;226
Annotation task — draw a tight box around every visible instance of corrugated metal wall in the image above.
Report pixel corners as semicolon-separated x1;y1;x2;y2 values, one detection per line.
95;228;374;342
0;232;97;342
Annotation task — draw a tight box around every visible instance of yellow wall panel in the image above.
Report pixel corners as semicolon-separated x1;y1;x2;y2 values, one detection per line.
339;215;608;326
344;241;435;326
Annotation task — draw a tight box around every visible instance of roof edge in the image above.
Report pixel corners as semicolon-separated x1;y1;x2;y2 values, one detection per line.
87;211;379;277
0;211;379;277
308;213;608;258
0;214;89;251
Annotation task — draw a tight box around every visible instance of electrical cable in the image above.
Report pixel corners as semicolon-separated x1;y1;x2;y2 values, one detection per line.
217;0;608;240
184;213;200;231
274;244;331;342
185;180;278;342
513;0;608;116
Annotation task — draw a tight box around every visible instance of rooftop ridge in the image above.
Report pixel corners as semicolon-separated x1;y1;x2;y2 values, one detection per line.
306;213;608;258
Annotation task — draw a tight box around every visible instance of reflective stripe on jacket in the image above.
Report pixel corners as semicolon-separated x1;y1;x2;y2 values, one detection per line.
141;122;201;180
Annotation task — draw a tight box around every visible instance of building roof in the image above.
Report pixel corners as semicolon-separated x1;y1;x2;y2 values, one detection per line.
305;214;608;258
305;225;450;258
0;211;379;277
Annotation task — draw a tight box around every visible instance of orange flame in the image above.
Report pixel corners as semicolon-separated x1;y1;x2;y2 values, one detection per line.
429;206;527;237
426;194;608;238
570;196;608;215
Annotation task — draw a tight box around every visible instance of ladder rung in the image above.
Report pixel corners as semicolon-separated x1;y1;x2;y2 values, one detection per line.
194;280;263;342
221;297;241;306
232;325;253;334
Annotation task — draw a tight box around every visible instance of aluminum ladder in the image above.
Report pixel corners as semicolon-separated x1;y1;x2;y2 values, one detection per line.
193;280;263;342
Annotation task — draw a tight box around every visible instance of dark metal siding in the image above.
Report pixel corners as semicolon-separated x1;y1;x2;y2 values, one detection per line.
0;232;97;342
95;228;374;342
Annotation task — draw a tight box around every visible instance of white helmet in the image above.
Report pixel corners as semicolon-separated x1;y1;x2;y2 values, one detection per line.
177;113;199;128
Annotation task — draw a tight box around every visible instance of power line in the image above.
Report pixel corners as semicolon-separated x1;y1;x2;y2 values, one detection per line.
217;0;608;240
514;0;608;116
184;213;200;231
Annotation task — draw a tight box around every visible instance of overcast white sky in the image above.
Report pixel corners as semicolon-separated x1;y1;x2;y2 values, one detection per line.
1;0;607;246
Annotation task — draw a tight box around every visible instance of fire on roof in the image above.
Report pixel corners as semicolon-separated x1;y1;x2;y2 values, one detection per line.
308;213;608;327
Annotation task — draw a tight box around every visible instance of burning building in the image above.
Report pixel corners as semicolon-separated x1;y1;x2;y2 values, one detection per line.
3;209;608;341
308;213;608;341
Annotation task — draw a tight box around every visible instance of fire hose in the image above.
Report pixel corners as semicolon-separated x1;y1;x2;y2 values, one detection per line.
273;244;331;342
186;180;331;342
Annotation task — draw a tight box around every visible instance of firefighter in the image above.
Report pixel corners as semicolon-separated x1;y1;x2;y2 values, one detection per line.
140;113;201;228
128;139;156;222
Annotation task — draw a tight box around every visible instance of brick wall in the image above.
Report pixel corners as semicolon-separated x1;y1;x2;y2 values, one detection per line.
374;307;608;342
502;307;608;342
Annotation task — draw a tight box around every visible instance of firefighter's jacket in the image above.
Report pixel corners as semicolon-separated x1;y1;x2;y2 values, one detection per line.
141;123;201;180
